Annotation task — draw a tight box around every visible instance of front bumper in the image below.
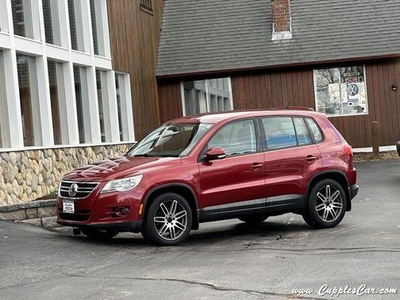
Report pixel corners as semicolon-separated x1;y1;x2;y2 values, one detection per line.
56;191;143;232
396;140;400;156
57;219;142;233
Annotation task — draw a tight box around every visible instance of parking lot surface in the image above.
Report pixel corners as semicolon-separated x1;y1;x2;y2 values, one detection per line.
1;159;399;299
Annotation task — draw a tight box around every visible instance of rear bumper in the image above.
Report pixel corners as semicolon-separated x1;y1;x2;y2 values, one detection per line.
396;140;400;156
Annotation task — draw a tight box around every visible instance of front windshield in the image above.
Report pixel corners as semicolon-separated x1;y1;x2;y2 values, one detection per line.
126;123;213;157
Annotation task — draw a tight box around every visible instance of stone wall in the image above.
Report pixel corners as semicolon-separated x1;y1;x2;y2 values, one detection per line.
0;144;132;207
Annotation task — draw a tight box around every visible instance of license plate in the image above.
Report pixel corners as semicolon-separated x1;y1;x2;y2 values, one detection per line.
62;200;75;214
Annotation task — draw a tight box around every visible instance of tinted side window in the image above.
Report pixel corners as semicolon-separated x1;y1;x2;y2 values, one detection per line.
305;118;323;142
262;117;297;150
208;119;256;156
293;117;312;145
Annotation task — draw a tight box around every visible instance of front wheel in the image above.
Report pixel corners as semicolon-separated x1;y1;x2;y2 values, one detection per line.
142;193;192;246
302;179;347;228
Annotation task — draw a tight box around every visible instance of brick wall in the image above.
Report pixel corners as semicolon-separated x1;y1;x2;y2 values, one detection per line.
271;0;291;33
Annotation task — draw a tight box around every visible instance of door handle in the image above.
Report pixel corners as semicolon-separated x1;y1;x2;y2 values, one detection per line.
251;163;263;169
305;155;317;162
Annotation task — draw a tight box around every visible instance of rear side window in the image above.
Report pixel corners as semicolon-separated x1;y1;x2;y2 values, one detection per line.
305;118;323;142
261;116;314;150
262;117;297;150
293;117;312;145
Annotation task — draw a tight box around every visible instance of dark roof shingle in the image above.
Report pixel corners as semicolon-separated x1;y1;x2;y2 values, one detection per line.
157;0;400;77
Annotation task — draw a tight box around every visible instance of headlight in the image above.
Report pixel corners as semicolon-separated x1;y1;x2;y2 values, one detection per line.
101;175;143;193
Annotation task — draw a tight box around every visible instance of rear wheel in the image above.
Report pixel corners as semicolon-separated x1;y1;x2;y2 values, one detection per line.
303;179;347;228
79;227;118;240
142;193;192;246
239;214;268;226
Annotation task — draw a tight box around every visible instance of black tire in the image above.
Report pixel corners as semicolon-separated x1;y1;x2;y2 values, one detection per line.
142;193;192;246
80;227;118;240
239;214;268;226
302;179;347;228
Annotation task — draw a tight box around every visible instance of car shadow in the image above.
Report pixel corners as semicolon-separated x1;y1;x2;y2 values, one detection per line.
187;219;312;245
59;217;313;248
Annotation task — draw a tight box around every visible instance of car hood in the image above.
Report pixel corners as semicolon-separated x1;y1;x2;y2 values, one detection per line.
62;156;181;182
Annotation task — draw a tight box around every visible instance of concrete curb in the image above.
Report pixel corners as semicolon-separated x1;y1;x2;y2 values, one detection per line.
0;199;57;222
0;199;73;233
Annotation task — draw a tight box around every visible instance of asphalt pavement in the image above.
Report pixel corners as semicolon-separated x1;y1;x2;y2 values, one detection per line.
1;159;400;299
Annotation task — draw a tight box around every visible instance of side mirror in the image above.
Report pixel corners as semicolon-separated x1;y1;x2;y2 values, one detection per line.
205;147;226;161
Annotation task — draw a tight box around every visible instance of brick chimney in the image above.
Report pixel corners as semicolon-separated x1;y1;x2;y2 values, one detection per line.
271;0;292;40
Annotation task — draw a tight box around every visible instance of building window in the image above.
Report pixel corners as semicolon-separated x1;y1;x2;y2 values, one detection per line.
42;0;53;44
73;65;86;143
47;60;62;145
116;73;134;141
90;0;99;55
140;0;153;15
314;66;368;117
17;54;37;146
68;0;79;51
68;0;91;52
96;70;106;142
41;0;65;47
11;0;39;40
11;0;26;37
182;78;233;116
1;0;133;150
42;0;62;46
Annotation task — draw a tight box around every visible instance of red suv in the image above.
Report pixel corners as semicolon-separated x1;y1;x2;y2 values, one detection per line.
57;109;358;245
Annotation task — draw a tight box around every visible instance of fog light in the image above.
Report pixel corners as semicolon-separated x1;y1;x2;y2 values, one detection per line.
113;207;129;217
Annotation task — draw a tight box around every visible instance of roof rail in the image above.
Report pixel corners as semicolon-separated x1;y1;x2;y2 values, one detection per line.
269;106;314;111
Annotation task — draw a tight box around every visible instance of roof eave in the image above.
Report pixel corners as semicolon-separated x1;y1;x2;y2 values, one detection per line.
157;53;400;83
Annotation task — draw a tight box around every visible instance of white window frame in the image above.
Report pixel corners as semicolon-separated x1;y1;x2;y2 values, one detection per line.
11;0;41;40
115;72;135;141
90;0;111;57
42;0;68;47
69;0;92;53
0;0;10;33
96;69;120;142
73;65;101;144
0;0;134;150
0;50;24;148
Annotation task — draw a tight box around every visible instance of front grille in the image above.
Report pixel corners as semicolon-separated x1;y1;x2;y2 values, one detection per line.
59;181;99;199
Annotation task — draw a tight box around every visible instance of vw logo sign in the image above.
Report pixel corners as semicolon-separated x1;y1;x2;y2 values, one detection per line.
68;183;79;197
347;84;359;96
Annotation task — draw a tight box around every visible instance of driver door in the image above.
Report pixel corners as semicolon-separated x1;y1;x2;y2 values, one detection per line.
198;119;266;219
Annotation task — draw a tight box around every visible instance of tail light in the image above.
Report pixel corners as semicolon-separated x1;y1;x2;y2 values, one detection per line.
343;144;353;157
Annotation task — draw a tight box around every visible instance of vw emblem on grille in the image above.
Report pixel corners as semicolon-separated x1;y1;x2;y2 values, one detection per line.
68;183;79;197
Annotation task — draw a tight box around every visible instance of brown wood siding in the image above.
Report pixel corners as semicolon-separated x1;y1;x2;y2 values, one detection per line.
231;70;315;111
231;60;400;148
107;0;164;140
158;83;183;123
